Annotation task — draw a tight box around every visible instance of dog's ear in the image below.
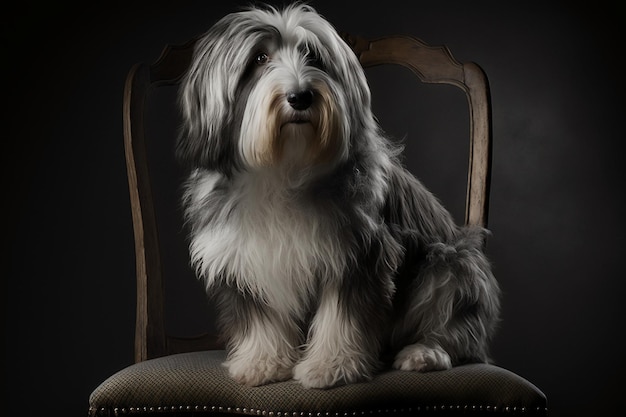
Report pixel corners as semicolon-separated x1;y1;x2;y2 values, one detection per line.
331;33;375;132
177;14;251;174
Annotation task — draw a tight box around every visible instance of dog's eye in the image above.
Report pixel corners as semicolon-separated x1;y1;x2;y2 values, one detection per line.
255;52;269;65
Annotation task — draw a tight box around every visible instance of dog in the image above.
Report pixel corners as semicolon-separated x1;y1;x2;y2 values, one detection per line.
176;3;501;389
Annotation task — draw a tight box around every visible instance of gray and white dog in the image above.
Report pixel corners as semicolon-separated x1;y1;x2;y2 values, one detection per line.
177;4;500;389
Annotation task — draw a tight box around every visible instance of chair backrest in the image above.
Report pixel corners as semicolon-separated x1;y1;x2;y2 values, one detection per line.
123;33;492;363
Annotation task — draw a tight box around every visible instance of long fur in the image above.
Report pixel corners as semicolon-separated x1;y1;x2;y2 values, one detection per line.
177;3;500;389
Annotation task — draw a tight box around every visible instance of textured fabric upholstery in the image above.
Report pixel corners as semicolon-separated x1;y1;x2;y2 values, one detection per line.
89;350;547;416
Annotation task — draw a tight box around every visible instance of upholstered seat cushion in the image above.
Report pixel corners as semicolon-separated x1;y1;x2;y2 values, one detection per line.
89;350;546;416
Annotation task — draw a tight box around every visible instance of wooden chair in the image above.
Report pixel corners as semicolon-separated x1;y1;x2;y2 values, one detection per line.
89;32;548;417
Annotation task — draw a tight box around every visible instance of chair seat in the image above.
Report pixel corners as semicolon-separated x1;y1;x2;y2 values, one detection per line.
89;350;547;416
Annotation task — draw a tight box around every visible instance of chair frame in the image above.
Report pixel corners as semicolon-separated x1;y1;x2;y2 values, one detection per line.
123;34;492;363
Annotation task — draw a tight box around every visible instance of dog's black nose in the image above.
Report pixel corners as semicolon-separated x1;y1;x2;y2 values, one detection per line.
287;90;314;111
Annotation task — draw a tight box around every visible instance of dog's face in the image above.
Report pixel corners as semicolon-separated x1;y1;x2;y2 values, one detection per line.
178;4;373;175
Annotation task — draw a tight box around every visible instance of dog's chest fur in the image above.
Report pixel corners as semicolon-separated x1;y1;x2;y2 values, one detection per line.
187;170;348;316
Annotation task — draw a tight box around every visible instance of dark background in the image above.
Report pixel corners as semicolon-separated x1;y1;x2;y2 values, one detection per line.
4;1;624;416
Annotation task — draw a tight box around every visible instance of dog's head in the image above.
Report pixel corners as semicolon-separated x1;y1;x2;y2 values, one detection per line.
177;4;375;176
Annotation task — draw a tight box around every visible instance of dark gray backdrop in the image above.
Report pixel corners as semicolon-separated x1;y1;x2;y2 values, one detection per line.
4;1;624;416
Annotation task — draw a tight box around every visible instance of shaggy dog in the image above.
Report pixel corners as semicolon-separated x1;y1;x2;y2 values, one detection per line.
176;3;500;389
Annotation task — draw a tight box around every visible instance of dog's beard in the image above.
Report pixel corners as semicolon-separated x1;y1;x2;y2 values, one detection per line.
238;79;346;177
277;122;317;167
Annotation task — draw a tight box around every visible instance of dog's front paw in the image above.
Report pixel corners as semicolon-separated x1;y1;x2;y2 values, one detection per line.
393;343;452;372
293;355;372;389
225;355;294;386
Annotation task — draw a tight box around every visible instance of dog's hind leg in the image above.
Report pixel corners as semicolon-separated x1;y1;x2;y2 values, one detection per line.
393;226;500;371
